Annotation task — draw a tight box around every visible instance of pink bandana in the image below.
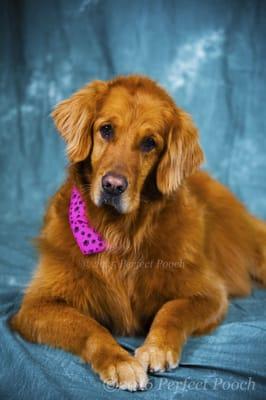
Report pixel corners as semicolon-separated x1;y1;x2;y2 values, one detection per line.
69;186;107;255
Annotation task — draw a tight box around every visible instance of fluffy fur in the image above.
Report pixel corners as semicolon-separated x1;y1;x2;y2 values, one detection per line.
10;75;266;391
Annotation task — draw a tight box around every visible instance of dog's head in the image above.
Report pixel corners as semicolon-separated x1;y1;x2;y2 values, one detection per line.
52;75;204;214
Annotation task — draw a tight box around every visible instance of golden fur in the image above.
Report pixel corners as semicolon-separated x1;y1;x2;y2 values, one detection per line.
10;75;266;391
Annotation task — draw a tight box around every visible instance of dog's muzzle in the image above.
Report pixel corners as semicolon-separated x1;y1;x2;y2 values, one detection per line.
100;172;128;212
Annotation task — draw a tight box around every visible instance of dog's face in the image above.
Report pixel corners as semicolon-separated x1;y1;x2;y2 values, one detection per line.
52;76;204;214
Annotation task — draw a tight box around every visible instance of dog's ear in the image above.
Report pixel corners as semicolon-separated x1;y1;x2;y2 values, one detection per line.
157;109;204;194
52;81;107;162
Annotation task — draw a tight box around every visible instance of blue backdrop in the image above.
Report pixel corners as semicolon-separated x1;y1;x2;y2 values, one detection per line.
0;1;266;399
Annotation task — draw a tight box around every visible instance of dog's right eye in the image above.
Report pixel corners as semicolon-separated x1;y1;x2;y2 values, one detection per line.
100;124;113;140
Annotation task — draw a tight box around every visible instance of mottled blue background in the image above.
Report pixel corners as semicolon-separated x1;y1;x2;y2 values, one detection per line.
1;0;266;222
0;1;266;399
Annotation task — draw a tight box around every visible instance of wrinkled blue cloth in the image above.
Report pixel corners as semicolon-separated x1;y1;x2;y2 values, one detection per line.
1;0;266;399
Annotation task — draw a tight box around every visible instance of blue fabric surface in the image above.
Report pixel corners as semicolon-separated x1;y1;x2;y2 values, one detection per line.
1;0;266;399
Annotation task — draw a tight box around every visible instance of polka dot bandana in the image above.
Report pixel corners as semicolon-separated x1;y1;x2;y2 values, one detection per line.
69;186;107;255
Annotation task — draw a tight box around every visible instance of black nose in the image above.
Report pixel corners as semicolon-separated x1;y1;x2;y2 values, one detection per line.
102;173;128;196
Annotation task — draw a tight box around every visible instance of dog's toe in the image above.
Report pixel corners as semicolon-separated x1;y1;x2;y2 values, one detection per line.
135;344;180;373
99;355;148;391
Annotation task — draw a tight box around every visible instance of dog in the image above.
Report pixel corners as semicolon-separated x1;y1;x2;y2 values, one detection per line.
10;75;266;391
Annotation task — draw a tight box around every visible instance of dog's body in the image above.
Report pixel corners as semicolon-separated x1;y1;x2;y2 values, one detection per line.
10;76;266;391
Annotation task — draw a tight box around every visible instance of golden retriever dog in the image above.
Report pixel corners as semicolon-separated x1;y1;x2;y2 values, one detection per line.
10;75;266;391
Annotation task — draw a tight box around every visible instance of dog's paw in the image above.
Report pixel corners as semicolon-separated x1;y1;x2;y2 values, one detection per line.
95;353;148;391
135;344;180;373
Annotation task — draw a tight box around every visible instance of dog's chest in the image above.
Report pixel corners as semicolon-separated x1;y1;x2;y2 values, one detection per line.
81;256;179;335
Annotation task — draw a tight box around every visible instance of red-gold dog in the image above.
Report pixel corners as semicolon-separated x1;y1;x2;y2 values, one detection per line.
10;75;266;391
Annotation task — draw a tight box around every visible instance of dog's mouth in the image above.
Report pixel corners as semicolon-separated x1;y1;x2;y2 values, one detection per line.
98;192;124;214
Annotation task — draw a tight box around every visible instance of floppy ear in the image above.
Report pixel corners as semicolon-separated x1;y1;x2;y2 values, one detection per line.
52;80;107;162
157;109;204;194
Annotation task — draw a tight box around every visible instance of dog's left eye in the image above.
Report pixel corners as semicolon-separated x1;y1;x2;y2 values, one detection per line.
100;124;113;140
140;137;156;152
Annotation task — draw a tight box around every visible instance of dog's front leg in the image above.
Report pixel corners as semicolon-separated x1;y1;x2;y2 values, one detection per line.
135;285;227;373
10;303;148;391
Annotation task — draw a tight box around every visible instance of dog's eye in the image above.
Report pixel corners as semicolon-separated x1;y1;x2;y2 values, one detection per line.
100;124;113;140
140;137;156;152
